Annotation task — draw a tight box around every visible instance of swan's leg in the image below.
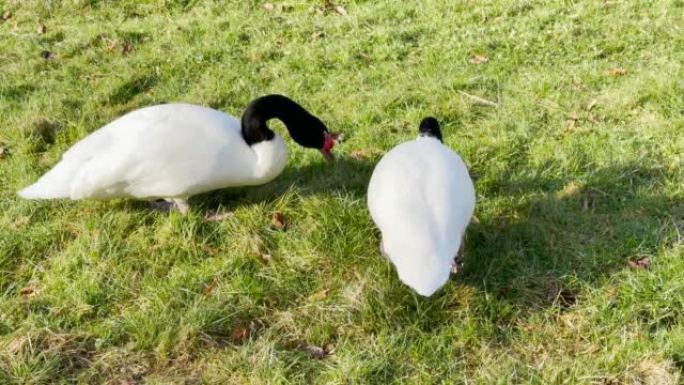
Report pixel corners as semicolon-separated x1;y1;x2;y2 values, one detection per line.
172;198;190;215
149;198;190;214
451;237;466;274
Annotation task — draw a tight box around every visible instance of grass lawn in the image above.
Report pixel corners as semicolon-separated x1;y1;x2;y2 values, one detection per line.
1;0;684;383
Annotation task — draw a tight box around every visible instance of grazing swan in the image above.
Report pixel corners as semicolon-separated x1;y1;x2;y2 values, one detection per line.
18;94;336;213
367;117;475;296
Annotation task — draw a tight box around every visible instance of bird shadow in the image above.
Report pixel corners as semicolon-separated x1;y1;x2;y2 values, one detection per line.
456;162;682;310
188;155;377;214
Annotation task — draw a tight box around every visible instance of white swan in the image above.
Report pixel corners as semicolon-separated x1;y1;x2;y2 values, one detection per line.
367;117;475;296
18;94;336;213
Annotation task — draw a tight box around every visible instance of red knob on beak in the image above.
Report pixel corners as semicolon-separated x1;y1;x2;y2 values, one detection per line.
321;133;336;162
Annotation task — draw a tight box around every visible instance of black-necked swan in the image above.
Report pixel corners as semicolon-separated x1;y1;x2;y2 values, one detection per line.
367;117;475;297
18;94;336;213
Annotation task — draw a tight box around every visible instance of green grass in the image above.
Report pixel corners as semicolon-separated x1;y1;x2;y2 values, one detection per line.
1;0;684;383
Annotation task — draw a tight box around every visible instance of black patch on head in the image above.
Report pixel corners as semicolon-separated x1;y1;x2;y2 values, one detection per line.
418;117;442;142
241;94;329;149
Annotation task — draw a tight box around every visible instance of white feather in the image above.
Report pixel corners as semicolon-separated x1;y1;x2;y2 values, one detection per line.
367;136;475;296
18;103;288;201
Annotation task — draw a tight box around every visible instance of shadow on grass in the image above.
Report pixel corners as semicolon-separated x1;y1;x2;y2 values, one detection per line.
459;163;682;310
189;155;377;213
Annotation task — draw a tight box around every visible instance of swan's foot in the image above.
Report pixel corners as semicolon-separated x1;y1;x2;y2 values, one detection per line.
451;240;465;274
150;198;190;215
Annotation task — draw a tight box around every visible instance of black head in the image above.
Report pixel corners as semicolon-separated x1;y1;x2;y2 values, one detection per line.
418;117;442;142
241;94;336;160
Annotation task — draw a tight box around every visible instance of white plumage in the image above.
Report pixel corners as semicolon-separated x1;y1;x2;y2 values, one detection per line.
367;118;475;296
18;95;334;212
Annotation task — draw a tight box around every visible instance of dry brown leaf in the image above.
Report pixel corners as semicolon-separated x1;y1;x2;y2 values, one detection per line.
334;5;347;16
262;2;275;11
260;253;273;264
302;344;333;359
556;181;581;199
19;286;35;297
105;39;118;52
205;210;234;222
0;146;5;158
350;149;368;160
203;277;219;295
2;11;11;20
567;111;579;121
469;54;489;64
497;287;511;298
271;212;287;230
628;256;650;270
608;67;626;76
311;30;324;39
230;324;250;343
496;216;507;230
587;99;598;111
582;190;595;211
121;42;133;55
309;289;330;301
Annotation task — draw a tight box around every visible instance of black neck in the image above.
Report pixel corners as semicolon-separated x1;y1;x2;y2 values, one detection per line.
241;94;315;146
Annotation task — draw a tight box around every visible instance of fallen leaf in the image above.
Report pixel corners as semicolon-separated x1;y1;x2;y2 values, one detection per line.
271;212;287;230
497;287;511;298
587;99;598;111
628;256;650;270
309;289;330;301
262;3;274;11
105;39;118;52
121;42;133;55
2;11;11;20
205;210;234;222
230;324;250;343
311;30;324;39
0;146;5;158
334;5;347;16
582;190;595;211
260;253;273;264
496;216;507;230
557;288;577;309
19;286;34;297
302;344;333;359
556;181;581;199
567;111;579;121
40;50;54;60
350;149;368;160
37;24;46;34
608;67;626;76
203;277;219;295
469;54;489;64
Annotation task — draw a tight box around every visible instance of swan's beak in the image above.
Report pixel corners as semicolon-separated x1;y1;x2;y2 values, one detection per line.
321;133;338;162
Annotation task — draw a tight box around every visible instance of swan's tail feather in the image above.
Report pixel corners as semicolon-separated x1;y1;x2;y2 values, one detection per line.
17;162;74;200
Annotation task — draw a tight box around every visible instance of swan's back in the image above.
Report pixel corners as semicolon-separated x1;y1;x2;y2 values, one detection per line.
367;137;475;296
19;104;255;200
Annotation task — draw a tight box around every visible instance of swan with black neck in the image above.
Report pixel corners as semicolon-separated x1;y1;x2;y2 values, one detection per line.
18;94;336;213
